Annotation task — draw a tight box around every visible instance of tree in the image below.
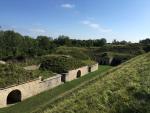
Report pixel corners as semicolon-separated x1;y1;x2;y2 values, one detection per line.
93;38;107;47
140;38;150;45
2;30;24;57
54;35;72;46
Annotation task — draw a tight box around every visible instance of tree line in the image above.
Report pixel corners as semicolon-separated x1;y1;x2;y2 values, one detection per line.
0;30;149;60
0;30;107;59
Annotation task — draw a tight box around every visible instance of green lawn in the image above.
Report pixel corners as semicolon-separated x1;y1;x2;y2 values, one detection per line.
0;65;112;113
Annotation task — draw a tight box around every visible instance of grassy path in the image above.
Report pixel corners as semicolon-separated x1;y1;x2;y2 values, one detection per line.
0;65;112;113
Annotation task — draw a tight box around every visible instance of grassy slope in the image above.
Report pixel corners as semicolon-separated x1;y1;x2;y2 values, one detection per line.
0;66;111;113
43;53;150;113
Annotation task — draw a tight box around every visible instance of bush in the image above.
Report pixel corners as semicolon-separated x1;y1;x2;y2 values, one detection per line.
40;55;86;73
142;44;150;52
54;46;90;60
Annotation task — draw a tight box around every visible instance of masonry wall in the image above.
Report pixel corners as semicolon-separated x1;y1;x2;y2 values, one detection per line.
65;63;98;82
0;63;99;108
65;66;89;81
0;74;62;108
90;63;99;72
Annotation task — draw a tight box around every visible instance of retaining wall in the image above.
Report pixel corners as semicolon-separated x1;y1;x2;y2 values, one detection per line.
0;74;62;108
89;63;99;72
64;63;99;82
0;63;99;108
64;66;89;82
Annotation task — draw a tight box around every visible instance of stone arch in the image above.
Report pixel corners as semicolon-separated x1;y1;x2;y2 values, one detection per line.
88;66;91;72
7;89;21;105
61;74;66;83
76;70;81;78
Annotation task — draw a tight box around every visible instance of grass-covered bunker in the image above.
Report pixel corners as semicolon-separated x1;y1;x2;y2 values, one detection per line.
40;55;98;82
0;55;98;108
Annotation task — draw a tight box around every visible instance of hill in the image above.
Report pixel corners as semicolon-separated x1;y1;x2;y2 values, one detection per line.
42;53;150;113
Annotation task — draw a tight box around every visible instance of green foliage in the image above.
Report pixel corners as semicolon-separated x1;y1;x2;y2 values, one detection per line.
42;53;150;113
142;44;150;52
93;52;133;66
54;46;90;60
0;30;147;64
0;66;112;113
140;38;150;45
0;30;56;60
0;30;106;61
0;63;53;88
0;64;35;88
40;55;86;73
95;44;144;55
91;44;145;66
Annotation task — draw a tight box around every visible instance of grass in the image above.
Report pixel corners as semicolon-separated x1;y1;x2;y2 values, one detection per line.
0;65;112;113
42;53;150;113
82;60;96;66
0;63;54;88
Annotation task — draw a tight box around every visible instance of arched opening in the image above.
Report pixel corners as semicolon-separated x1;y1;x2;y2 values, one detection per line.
7;89;21;105
61;74;66;83
77;70;81;78
88;67;91;72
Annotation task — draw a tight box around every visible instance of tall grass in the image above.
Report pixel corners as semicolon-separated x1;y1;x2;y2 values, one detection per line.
43;53;150;113
0;65;111;113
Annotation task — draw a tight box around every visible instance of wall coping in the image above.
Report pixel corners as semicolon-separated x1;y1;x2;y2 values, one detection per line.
66;63;98;73
40;74;62;83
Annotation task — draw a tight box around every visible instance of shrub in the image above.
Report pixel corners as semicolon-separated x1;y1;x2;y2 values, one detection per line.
54;46;90;60
40;55;86;73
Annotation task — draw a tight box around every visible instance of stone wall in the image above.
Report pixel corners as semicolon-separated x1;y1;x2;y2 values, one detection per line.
0;74;62;108
0;63;99;108
65;66;89;82
89;63;99;72
64;63;99;82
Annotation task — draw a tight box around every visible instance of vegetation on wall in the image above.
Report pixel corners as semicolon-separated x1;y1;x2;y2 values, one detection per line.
0;64;53;88
40;55;86;73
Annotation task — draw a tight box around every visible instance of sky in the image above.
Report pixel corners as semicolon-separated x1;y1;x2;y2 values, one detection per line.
0;0;150;42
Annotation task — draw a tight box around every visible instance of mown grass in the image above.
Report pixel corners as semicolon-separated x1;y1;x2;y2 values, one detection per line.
0;65;112;113
42;53;150;113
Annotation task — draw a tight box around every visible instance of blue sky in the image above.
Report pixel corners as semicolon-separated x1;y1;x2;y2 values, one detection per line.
0;0;150;42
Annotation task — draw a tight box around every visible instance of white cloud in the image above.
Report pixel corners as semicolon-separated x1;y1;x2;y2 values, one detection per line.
61;4;75;9
29;28;46;33
82;20;90;25
81;20;112;32
89;23;100;29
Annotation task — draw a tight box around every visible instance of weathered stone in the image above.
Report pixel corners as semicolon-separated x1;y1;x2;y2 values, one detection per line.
0;63;98;108
0;74;62;108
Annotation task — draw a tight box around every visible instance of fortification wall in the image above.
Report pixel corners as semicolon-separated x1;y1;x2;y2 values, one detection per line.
90;63;99;72
65;66;89;81
0;74;62;108
39;75;62;92
0;63;99;108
